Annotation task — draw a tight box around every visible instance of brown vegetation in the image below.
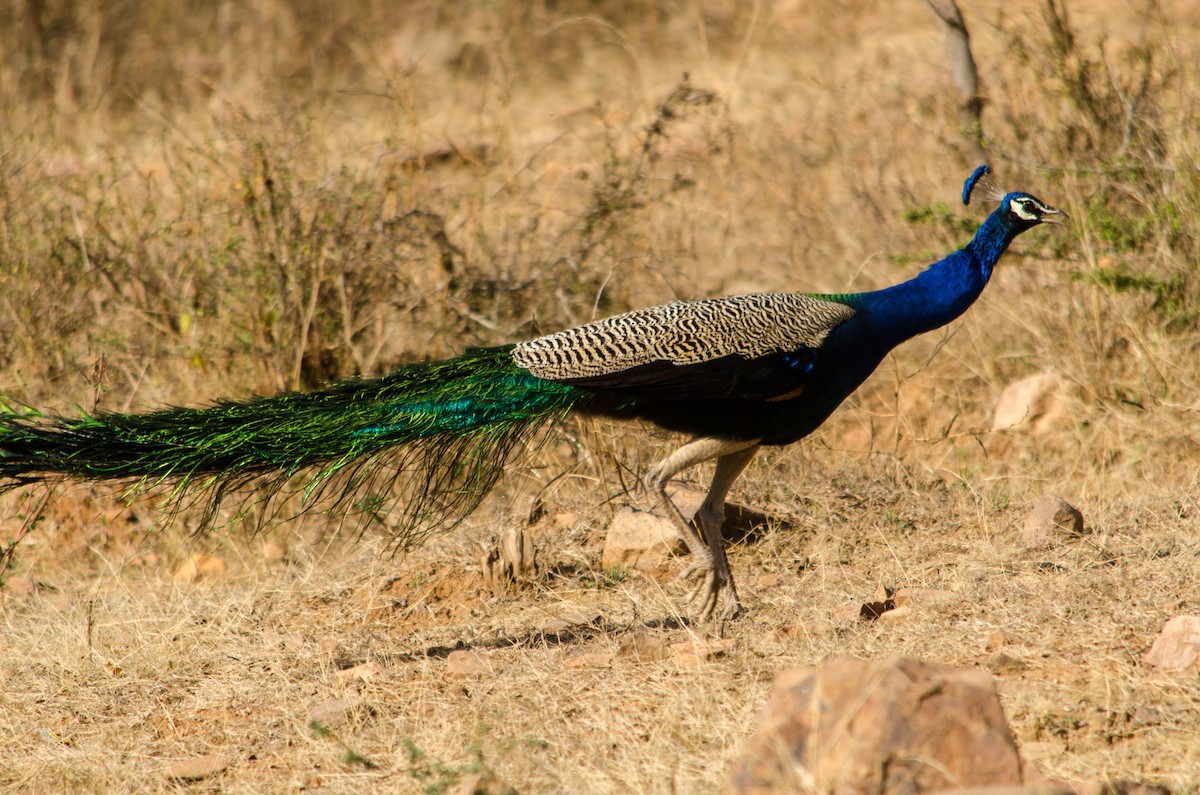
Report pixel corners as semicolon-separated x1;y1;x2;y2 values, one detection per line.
1;0;1197;791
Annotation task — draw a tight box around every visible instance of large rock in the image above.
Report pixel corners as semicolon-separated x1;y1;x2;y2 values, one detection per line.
1144;615;1200;671
729;657;1035;794
991;373;1074;434
601;506;685;574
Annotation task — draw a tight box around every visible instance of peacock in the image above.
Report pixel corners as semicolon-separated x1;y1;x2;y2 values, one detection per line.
0;166;1062;620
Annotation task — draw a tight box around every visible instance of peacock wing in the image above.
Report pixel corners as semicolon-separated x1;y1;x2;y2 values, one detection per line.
511;293;856;401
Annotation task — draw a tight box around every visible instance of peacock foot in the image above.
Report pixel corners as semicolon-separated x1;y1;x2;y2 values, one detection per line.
678;551;742;622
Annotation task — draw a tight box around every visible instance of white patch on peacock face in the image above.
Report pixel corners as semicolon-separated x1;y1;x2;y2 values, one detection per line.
1009;197;1043;222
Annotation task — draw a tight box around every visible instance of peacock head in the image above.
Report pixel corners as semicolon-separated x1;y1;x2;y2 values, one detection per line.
962;164;1066;231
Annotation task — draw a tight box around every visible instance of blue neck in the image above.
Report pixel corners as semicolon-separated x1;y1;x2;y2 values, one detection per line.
854;208;1020;343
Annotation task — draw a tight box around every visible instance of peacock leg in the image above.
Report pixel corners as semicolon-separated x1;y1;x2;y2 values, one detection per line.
690;444;759;620
643;437;760;620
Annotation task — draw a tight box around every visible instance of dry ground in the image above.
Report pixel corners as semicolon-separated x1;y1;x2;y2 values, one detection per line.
1;0;1199;792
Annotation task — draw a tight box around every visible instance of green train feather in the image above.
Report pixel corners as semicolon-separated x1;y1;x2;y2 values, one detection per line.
0;346;594;545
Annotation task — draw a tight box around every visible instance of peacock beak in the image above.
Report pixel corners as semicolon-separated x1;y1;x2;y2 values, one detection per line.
1041;205;1068;224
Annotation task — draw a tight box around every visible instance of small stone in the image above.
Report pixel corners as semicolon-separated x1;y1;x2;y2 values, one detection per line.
336;661;386;683
987;631;1018;651
615;632;669;663
173;553;228;583
563;652;615;669
1128;705;1162;729
553;512;578;529
753;572;786;588
1020;494;1085;549
445;650;491;678
671;638;736;667
541;611;601;635
261;540;286;561
166;754;227;781
1144;615;1200;671
308;697;368;728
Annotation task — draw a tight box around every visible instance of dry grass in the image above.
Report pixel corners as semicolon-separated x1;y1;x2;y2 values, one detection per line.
2;0;1199;792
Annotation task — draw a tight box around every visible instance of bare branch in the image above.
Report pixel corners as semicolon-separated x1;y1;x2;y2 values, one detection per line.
922;0;988;161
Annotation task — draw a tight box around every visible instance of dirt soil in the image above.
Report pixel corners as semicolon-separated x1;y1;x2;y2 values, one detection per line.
1;0;1198;792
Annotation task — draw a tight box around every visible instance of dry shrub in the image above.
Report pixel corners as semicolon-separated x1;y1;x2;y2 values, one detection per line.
1;0;1199;792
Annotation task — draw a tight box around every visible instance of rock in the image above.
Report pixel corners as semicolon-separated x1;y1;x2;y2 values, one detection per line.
671;637;736;667
1020;494;1085;549
987;631;1018;651
729;657;1030;794
165;754;227;781
552;512;578;529
601;507;685;574
336;661;386;683
615;632;669;663
878;604;914;622
308;697;369;728
445;650;492;678
991;373;1073;434
261;540;286;561
481;526;537;594
753;572;786;588
541;611;601;635
1144;615;1200;671
172;553;228;583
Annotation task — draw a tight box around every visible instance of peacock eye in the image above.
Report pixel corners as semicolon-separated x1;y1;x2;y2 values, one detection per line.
1010;198;1039;221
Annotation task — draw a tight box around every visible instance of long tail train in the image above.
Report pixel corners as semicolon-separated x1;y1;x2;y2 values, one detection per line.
0;346;593;545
